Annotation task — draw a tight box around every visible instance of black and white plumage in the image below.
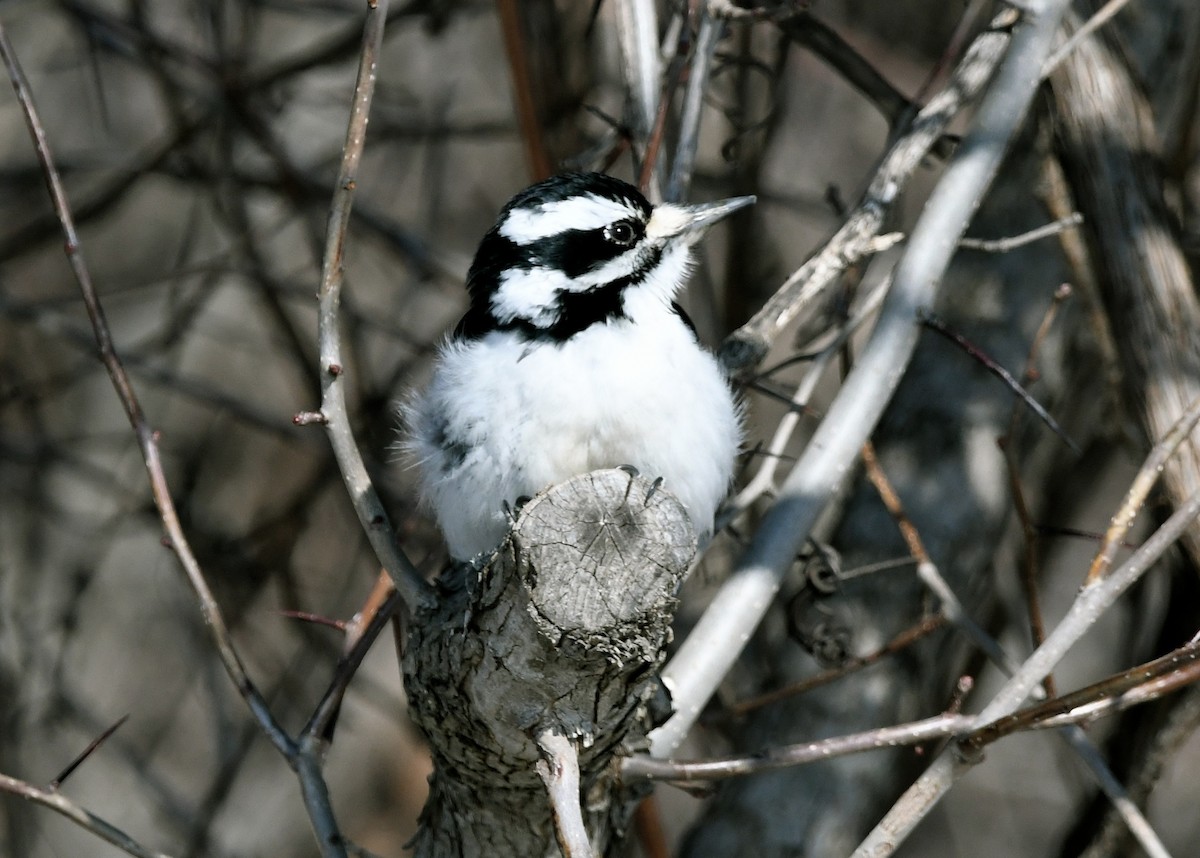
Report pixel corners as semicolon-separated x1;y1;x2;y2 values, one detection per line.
405;172;752;561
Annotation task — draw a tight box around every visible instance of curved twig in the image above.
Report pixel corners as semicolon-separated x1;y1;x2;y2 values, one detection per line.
314;0;435;613
536;731;595;858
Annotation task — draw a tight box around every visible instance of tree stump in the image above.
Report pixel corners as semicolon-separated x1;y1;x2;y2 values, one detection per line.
404;469;696;857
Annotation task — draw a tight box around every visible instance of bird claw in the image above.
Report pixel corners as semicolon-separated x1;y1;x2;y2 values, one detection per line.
502;495;534;528
645;476;664;506
616;464;640;478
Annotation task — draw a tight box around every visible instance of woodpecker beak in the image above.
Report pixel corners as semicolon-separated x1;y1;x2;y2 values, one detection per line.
647;195;757;243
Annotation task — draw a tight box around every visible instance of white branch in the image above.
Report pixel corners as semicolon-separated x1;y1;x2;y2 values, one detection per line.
650;0;1073;758
853;488;1200;856
536;731;594;858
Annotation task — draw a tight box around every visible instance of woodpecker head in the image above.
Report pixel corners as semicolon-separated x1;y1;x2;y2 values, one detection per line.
456;172;755;342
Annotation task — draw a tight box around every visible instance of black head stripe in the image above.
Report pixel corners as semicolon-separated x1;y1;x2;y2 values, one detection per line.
466;232;531;304
533;225;642;278
458;245;665;344
458;173;660;343
511;245;664;343
500;172;652;220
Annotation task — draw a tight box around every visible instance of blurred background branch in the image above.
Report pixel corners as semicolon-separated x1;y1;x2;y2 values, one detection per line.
2;1;1199;856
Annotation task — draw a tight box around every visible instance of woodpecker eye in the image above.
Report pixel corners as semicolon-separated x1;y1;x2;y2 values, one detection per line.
605;220;638;247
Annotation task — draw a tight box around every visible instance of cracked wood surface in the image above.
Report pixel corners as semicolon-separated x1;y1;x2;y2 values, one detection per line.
404;469;695;857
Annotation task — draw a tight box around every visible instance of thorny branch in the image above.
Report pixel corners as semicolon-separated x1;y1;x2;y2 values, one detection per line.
0;774;174;858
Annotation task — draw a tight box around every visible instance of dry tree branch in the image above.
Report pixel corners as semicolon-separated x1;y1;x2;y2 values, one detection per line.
718;4;1024;375
664;7;723;202
535;731;595;858
958;211;1083;251
0;6;441;855
724;613;948;717
0;774;173;858
853;488;1200;855
1049;10;1200;570
614;0;662;197
0;20;355;858
770;8;956;161
637;15;691;195
651;0;1073;759
919;310;1080;453
864;421;1170;858
0;20;293;762
629;714;971;783
1086;394;1200;585
1000;282;1075;695
720;276;890;522
1041;0;1136;76
49;716;130;790
625;636;1200;785
314;0;434;614
302;583;405;742
960;637;1200;749
497;0;554;181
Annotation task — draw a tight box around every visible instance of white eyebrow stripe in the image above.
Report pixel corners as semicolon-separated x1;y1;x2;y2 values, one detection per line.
499;194;642;244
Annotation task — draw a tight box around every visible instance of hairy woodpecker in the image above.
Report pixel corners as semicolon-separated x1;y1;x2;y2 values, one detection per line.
404;172;752;561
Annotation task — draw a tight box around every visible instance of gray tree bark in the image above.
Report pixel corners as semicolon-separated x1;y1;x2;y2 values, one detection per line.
403;469;695;857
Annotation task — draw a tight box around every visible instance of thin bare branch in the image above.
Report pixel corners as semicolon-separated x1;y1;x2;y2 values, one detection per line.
1042;0;1136;76
49;715;130;790
920;311;1081;454
536;731;595;858
854;486;1200;856
665;9;723;202
614;0;662;198
721;276;890;524
1086;393;1200;584
726;614;947;717
652;0;1071;773
1001;283;1075;695
302;580;403;741
0;773;174;858
626;637;1200;786
314;0;434;612
0;17;294;761
866;421;1171;858
958;212;1084;251
629;714;970;783
497;0;554;181
962;638;1200;749
719;5;1022;374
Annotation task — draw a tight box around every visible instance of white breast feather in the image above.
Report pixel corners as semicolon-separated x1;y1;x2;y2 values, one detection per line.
405;241;740;560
